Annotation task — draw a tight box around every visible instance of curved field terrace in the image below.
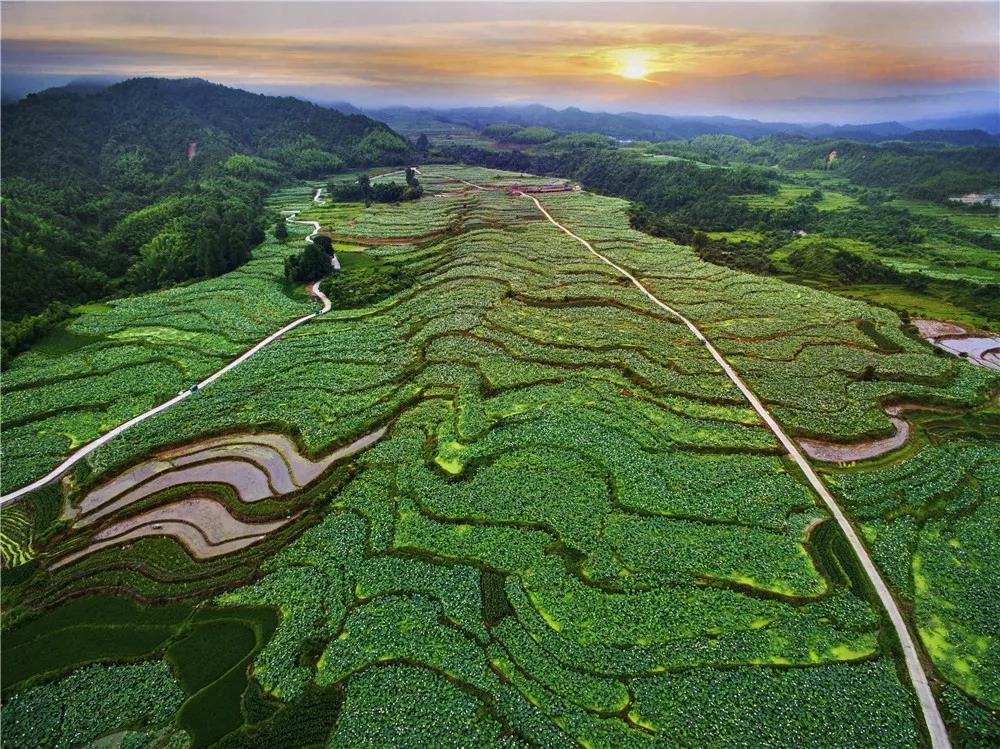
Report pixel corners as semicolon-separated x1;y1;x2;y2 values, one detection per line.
3;166;997;749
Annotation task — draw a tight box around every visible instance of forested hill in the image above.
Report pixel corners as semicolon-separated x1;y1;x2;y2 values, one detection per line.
1;78;408;358
2;78;406;187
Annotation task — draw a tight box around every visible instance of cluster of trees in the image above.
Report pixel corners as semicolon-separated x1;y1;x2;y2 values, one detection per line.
0;303;73;365
1;77;412;362
319;257;416;309
783;140;1000;202
329;168;423;205
630;206;775;273
284;238;333;284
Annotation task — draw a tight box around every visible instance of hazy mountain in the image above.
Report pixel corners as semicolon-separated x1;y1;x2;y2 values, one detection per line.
901;112;1000;135
356;103;996;147
900;129;1000;147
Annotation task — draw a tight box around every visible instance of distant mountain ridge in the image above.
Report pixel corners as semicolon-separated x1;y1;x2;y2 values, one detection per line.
349;103;1000;146
13;79;996;143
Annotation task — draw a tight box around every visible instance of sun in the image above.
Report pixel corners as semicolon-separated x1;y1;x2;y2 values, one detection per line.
614;49;654;81
622;58;648;80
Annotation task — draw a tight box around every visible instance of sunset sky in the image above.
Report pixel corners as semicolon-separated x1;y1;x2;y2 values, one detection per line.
2;1;997;123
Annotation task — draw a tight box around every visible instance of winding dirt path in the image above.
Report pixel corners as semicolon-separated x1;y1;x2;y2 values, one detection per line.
0;215;332;506
519;190;952;749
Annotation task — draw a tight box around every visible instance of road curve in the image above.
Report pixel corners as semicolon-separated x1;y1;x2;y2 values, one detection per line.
0;215;332;506
520;191;952;749
283;210;321;245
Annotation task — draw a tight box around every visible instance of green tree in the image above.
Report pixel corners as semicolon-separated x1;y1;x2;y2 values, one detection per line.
275;220;288;240
358;174;372;206
284;243;330;284
313;235;333;255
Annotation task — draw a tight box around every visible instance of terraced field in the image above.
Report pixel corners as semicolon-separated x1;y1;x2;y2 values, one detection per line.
736;182;859;211
828;409;1000;747
3;166;997;748
0;183;322;495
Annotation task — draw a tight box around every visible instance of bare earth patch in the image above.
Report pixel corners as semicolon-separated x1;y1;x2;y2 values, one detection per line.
52;496;292;570
913;318;1000;372
799;416;910;463
912;319;967;338
799;403;955;463
70;427;387;524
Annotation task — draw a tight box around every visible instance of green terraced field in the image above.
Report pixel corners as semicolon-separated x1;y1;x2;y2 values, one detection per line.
888;199;1000;239
0;183;320;495
826;407;1000;743
736;183;859;211
3;166;998;748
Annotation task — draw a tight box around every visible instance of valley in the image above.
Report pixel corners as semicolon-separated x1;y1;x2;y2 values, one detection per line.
2;164;997;748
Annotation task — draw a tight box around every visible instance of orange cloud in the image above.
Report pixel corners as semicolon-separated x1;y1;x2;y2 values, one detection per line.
3;17;995;106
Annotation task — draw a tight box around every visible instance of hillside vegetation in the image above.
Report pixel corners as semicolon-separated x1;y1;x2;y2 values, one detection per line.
440;130;999;328
0;78;408;359
4;166;997;747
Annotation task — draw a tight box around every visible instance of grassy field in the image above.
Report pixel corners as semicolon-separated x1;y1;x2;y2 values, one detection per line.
2;595;277;749
736;183;859;211
719;168;1000;329
705;228;766;243
3;166;997;747
775;233;1000;291
889;198;1000;238
373;109;493;148
836;284;997;330
639;152;717;170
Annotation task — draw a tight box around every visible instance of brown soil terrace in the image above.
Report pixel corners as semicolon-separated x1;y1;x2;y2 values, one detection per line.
798;403;950;463
52;497;292;570
54;427;387;568
71;427;387;523
913;318;1000;372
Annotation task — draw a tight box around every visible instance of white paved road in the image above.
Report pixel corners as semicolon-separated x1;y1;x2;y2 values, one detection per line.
520;191;952;749
283;209;321;245
0;213;333;506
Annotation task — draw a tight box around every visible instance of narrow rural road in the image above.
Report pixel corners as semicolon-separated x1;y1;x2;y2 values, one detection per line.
520;191;952;749
0;214;333;506
313;187;324;203
283;210;322;245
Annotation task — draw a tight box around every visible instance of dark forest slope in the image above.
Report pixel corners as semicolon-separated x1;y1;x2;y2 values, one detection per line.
1;78;408;356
